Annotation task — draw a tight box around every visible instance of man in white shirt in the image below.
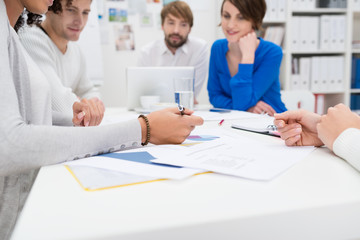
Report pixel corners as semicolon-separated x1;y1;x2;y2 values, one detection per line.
138;1;209;102
19;0;104;127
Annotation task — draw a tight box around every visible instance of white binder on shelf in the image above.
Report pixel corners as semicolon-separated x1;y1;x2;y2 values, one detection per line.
291;16;300;51
319;57;329;92
291;57;300;90
291;75;301;90
311;57;321;92
330;16;339;50
299;17;310;51
308;16;320;51
300;57;311;90
267;0;277;21
328;57;338;91
320;15;331;51
277;0;286;21
336;15;346;51
335;56;345;91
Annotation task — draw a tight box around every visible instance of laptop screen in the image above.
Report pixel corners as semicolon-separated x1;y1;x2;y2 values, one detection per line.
126;66;195;110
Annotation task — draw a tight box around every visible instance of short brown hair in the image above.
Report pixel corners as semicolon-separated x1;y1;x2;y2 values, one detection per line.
48;0;74;14
220;0;266;30
161;1;193;28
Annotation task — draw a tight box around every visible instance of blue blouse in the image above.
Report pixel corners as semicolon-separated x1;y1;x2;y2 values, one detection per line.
207;38;287;113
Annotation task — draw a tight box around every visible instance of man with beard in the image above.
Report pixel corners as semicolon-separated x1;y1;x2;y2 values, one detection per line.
18;0;105;127
138;1;209;103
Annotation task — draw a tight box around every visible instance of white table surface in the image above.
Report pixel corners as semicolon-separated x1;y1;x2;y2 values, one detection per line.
11;110;360;240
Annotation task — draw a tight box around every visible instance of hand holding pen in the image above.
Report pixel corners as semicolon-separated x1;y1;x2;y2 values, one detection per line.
178;104;185;116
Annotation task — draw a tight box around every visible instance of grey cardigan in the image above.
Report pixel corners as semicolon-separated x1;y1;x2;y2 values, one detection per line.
0;1;141;238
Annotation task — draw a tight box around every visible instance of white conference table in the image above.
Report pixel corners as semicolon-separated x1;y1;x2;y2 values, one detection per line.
11;109;360;240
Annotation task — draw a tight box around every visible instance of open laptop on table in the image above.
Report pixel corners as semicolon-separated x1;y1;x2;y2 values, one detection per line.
126;66;195;110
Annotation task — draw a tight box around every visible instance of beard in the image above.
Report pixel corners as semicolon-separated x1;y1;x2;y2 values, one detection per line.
165;33;188;49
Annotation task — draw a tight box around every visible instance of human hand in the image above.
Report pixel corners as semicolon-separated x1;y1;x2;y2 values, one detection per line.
247;101;276;116
194;98;199;105
274;109;323;146
238;31;258;64
139;107;204;145
317;104;360;151
72;97;105;127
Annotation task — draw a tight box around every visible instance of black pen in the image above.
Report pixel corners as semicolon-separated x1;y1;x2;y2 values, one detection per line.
178;104;185;115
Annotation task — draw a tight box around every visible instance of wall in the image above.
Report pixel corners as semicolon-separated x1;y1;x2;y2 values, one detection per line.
97;0;223;107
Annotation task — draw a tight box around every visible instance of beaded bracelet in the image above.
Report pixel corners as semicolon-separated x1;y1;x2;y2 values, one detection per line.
138;114;150;146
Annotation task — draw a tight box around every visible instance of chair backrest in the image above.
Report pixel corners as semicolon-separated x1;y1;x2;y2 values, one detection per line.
280;90;315;112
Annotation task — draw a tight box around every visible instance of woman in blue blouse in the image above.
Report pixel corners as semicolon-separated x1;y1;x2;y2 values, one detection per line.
207;0;287;115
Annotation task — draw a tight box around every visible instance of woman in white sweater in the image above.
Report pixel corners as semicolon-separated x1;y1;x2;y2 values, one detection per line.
0;0;203;239
274;104;360;172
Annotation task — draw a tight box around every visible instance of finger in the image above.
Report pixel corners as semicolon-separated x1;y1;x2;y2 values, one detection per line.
80;99;91;127
72;102;87;126
284;135;301;146
262;105;275;116
72;112;84;126
88;99;99;126
279;126;302;141
253;106;262;114
91;98;102;126
99;100;105;123
267;106;276;116
182;107;194;115
188;115;204;126
334;103;348;111
274;119;285;128
277;122;301;132
274;110;304;122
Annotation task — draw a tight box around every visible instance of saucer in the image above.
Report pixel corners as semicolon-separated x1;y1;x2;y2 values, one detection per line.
134;107;152;114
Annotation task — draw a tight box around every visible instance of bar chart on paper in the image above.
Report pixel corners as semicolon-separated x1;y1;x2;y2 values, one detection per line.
187;135;220;142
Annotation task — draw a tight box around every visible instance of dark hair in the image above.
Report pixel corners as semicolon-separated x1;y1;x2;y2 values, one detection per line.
220;0;266;30
161;1;193;28
14;0;73;32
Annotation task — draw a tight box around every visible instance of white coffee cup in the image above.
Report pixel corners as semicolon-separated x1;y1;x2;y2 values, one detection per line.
140;95;160;109
150;102;178;111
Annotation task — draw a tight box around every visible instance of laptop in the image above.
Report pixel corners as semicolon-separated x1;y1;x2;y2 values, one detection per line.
126;66;195;110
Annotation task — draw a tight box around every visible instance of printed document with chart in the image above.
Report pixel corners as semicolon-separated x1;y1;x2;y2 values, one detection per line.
151;128;315;181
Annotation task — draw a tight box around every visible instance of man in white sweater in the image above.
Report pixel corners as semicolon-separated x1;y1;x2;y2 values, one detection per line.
0;0;203;239
274;104;360;172
138;1;209;102
18;0;104;127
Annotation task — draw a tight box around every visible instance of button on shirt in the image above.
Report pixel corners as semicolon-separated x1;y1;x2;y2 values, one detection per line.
138;36;209;97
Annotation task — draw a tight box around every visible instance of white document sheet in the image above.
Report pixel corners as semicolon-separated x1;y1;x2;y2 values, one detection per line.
151;129;315;181
66;148;204;180
193;110;262;121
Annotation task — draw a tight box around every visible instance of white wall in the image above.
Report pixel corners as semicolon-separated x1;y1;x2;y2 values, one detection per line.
98;0;223;107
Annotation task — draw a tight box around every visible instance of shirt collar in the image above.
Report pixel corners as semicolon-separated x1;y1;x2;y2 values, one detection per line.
160;38;189;55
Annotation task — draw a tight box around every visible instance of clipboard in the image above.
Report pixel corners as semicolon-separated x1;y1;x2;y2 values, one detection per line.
231;117;281;137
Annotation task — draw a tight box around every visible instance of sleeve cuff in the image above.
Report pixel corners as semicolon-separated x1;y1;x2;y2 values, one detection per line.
333;128;360;172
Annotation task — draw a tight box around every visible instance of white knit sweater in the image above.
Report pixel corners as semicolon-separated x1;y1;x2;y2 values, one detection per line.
333;128;360;172
18;25;100;122
0;2;141;238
